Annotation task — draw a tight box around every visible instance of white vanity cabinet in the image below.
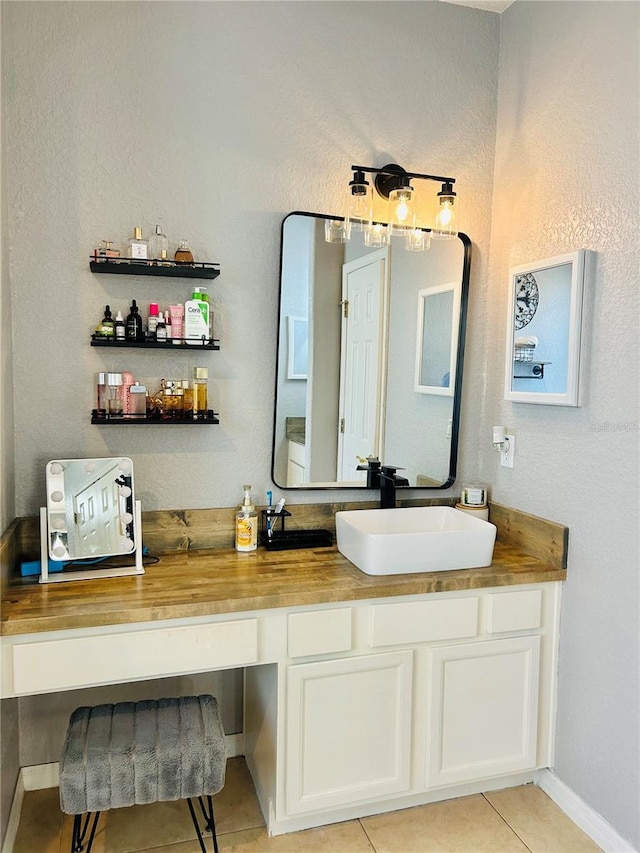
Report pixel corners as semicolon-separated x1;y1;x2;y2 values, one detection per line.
285;650;413;815
244;582;561;836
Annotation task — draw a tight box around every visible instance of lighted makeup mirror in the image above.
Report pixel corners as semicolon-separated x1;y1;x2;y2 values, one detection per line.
40;457;143;583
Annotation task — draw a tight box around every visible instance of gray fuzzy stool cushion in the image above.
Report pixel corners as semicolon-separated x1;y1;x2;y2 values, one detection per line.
59;695;226;815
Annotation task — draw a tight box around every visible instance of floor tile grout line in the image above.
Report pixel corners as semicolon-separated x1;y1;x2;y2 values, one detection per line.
358;817;379;852
481;792;534;853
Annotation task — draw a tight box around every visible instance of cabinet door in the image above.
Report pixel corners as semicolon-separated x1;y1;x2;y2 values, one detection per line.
286;650;413;815
426;636;540;788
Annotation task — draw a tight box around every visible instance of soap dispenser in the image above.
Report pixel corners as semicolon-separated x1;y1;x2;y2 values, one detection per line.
235;485;258;552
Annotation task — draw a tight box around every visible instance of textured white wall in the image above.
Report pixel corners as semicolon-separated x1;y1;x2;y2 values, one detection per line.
2;0;499;517
482;2;639;846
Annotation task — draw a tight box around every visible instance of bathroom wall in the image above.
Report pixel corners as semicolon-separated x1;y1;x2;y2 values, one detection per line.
2;0;499;518
482;2;639;847
1;3;500;844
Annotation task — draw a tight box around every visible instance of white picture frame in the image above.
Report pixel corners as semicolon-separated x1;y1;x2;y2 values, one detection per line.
287;316;308;380
504;250;587;406
415;282;461;396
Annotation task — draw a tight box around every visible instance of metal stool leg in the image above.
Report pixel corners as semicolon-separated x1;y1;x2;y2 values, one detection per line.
187;796;219;853
71;811;100;853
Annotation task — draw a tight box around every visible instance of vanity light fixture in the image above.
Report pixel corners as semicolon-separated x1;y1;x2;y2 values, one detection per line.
327;163;458;250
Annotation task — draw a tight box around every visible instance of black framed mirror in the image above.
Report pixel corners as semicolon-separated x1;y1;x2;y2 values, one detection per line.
272;212;470;490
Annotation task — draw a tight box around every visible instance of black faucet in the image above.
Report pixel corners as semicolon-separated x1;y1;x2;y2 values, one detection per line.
379;465;410;509
357;458;409;508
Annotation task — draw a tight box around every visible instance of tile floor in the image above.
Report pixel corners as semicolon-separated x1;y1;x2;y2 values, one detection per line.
13;757;602;853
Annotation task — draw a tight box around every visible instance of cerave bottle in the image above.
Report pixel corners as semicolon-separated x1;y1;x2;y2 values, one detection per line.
184;288;211;345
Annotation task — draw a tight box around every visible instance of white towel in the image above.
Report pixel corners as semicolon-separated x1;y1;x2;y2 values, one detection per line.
514;336;538;347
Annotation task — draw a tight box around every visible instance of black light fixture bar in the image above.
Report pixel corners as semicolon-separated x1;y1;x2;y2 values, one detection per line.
351;165;456;186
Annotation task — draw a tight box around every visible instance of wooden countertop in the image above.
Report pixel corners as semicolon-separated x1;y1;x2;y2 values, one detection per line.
0;541;566;637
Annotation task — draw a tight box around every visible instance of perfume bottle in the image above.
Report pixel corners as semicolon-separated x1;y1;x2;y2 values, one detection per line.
148;225;169;263
174;239;194;265
193;367;208;420
128;227;148;260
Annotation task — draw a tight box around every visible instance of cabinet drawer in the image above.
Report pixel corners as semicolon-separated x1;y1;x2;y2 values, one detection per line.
370;597;478;647
12;619;259;695
487;590;542;634
288;608;352;658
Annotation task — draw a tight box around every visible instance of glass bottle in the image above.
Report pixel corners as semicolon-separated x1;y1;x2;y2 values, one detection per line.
147;303;159;340
95;305;115;339
148;225;169;263
174;239;194;265
193;367;208;420
181;380;193;417
155;311;167;341
114;310;125;340
128;227;148;260
125;299;143;341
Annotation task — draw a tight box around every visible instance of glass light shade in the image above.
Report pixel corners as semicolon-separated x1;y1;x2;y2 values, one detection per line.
346;182;372;232
433;190;457;239
387;185;414;237
325;218;350;244
364;221;388;247
405;225;431;252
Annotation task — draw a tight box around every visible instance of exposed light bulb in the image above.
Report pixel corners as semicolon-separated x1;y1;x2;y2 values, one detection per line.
433;181;457;239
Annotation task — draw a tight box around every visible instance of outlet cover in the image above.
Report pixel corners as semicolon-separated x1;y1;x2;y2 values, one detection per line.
501;434;515;468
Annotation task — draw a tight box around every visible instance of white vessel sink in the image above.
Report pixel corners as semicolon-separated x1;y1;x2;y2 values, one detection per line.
335;506;496;576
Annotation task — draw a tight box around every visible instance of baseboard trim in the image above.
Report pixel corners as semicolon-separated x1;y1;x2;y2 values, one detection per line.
535;769;637;853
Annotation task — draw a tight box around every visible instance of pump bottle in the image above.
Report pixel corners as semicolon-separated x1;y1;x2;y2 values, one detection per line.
235;485;258;552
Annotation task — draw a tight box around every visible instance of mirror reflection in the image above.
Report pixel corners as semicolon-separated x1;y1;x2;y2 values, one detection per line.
45;457;135;560
273;213;470;489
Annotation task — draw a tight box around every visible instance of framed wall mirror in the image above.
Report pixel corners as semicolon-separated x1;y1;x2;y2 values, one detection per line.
272;212;471;489
504;250;586;406
40;456;143;582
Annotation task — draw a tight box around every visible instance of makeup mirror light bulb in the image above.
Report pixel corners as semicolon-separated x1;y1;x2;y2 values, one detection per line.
49;462;63;475
50;490;64;503
85;461;97;473
122;512;133;525
119;486;132;498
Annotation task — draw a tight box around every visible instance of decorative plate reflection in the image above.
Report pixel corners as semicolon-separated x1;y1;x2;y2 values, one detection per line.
514;272;539;329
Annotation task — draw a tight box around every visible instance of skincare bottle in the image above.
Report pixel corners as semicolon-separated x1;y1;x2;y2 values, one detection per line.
193;367;208;419
155;311;167;341
97;371;122;418
126;299;143;341
184;291;210;345
147;303;159;339
169;304;184;345
114;310;125;340
95;305;115;339
174;239;194;265
128;227;148;260
148;225;168;263
235;485;258;552
120;371;135;415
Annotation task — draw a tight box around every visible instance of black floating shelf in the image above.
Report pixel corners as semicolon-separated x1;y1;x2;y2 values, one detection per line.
91;410;219;425
90;258;220;279
91;336;220;350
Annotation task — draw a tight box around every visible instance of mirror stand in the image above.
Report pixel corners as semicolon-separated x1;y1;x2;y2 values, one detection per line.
38;500;145;584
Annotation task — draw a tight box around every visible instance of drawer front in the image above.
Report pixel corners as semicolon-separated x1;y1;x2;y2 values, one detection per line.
12;619;259;695
487;590;542;634
370;597;478;647
288;608;352;658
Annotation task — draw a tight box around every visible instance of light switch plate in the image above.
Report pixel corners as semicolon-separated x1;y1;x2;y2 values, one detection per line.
501;435;515;468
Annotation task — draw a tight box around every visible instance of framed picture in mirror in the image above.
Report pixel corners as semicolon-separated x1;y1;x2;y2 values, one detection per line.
287;316;308;380
415;282;461;396
504;250;587;406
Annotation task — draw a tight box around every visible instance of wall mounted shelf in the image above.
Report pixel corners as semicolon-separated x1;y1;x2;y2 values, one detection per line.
91;336;220;350
513;362;551;380
91;410;219;425
89;259;220;279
